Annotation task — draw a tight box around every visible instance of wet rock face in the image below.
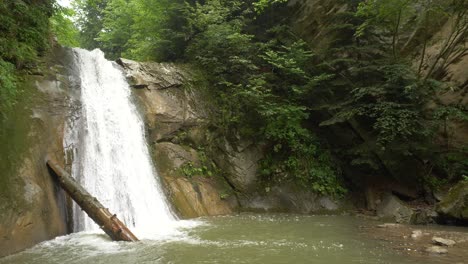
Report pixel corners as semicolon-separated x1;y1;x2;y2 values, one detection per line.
436;181;468;224
0;46;72;257
238;184;342;214
154;142;234;218
119;59;234;218
117;58;185;90
117;58;204;143
212;138;263;192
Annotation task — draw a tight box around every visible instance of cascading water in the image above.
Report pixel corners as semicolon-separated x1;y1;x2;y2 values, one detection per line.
65;48;176;237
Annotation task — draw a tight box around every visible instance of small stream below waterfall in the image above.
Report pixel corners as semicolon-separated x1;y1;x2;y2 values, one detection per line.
2;214;467;264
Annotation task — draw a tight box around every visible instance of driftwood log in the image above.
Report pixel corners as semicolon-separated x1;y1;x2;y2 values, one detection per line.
46;156;139;242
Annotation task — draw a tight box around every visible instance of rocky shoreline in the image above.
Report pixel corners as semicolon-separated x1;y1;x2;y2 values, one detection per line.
360;221;468;263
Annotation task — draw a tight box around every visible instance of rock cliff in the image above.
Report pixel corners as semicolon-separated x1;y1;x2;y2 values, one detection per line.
0;46;72;257
117;58;344;216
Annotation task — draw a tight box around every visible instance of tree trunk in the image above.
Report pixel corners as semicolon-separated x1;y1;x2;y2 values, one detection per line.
45;156;139;242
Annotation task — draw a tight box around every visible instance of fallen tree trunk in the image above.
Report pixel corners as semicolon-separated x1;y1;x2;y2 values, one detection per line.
45;156;139;242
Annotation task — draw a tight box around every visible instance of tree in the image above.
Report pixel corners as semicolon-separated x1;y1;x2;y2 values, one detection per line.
73;0;108;50
253;0;287;12
97;0;135;59
0;0;54;117
50;6;80;47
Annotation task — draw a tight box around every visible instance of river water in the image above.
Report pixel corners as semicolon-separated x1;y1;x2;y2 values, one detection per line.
1;214;449;264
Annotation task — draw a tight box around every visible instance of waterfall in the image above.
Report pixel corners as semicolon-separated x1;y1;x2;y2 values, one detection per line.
65;48;176;237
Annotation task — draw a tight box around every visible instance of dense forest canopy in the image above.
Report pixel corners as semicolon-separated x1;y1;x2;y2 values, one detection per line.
0;0;467;196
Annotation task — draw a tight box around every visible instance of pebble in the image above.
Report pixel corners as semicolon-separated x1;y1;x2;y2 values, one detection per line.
411;230;423;239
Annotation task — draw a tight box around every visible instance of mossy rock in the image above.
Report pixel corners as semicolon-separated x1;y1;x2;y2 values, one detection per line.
436;181;468;222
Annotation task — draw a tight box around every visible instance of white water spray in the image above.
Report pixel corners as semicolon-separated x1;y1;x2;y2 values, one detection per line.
65;48;176;238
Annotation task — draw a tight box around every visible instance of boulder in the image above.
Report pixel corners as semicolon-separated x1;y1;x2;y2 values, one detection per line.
436;181;468;223
432;237;456;247
411;208;438;225
376;194;414;223
319;197;339;211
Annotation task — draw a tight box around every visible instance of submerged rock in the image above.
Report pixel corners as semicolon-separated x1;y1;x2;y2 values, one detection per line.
377;223;402;228
319;197;339;211
425;246;448;254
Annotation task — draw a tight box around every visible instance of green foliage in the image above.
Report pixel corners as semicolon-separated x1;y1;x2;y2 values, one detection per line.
73;0;108;50
180;162;213;178
0;0;52;66
181;1;344;196
432;105;468;181
74;0;190;60
323;62;434;147
316;2;440;161
435;150;468;182
0;0;54;117
97;0;135;59
0;59;18;117
50;6;80;47
356;0;413;35
313;0;467;187
434;105;468;122
180;148;216;178
253;0;287;12
421;173;448;191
